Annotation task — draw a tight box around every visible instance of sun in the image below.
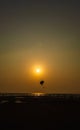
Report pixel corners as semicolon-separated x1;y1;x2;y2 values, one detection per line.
31;65;44;77
32;65;43;75
36;68;41;73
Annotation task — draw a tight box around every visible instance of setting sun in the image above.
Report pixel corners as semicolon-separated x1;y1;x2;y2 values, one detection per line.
32;65;43;76
36;68;41;73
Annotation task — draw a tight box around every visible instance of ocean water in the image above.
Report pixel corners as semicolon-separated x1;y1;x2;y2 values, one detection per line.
0;93;80;103
0;93;80;129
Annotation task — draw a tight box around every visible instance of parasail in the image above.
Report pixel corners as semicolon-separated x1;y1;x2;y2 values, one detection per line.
40;80;44;86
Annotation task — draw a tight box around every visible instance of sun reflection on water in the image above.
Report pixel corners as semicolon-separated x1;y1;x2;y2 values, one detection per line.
32;93;45;96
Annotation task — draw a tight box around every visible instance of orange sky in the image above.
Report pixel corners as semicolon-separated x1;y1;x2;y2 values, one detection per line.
0;0;80;93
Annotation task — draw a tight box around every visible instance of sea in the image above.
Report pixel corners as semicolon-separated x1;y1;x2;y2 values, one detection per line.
0;93;80;103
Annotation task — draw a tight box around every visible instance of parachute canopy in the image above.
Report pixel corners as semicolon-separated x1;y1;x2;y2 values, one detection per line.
40;80;44;85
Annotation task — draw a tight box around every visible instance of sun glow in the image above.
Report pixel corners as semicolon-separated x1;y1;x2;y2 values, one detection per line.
36;68;41;73
33;65;43;75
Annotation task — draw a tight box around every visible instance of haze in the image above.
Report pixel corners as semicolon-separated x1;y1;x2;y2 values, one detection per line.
0;0;80;93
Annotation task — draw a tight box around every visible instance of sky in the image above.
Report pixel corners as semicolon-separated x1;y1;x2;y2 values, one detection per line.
0;0;80;93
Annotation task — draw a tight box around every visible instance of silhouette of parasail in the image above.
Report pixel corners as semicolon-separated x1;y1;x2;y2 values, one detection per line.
40;80;44;86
